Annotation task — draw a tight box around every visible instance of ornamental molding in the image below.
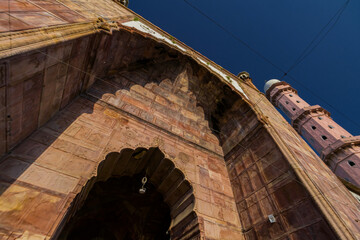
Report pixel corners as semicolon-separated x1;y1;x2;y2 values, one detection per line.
96;17;119;34
266;81;297;104
0;22;99;59
120;20;249;100
0;18;129;59
291;105;331;133
321;136;360;161
237;71;250;80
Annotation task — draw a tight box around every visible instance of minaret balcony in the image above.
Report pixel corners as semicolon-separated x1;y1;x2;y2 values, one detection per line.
291;105;330;133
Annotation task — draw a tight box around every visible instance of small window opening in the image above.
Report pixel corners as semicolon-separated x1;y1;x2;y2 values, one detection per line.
328;125;334;129
285;101;289;104
292;108;296;111
322;135;327;140
341;135;346;139
289;94;293;97
296;100;300;103
348;161;356;167
318;117;323;120
312;126;316;130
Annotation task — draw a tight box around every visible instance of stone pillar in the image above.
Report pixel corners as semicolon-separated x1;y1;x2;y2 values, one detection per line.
265;79;360;187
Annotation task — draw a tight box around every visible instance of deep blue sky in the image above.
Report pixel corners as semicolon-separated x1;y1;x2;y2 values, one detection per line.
129;0;360;135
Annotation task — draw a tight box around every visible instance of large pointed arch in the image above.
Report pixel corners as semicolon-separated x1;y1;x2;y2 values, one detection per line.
54;147;199;240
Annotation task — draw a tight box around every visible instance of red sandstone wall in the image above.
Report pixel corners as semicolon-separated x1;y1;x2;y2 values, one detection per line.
0;57;244;239
244;85;360;239
226;128;338;239
218;96;337;239
0;19;360;239
2;36;93;152
0;0;132;32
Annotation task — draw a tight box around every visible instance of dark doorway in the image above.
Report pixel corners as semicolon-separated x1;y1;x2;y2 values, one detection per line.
59;175;171;240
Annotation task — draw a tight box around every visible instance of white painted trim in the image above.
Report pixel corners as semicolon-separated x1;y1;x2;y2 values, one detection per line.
122;21;187;52
350;191;360;203
196;57;248;99
122;20;248;99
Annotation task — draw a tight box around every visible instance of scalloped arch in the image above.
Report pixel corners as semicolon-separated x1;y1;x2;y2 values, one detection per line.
58;147;200;240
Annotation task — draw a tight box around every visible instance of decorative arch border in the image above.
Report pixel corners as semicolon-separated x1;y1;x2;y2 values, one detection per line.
54;147;200;240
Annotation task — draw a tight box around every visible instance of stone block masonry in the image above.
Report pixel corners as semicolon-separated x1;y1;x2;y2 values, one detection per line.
0;2;359;239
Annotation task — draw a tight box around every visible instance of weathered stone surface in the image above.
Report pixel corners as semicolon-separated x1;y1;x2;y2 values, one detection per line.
0;0;131;33
0;3;359;240
0;62;244;238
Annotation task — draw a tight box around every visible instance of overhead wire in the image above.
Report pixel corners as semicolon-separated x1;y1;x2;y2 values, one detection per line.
182;0;360;131
180;0;360;212
283;0;350;77
182;0;286;75
286;74;360;131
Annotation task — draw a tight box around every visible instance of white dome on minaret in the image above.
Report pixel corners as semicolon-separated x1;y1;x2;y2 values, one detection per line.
264;79;281;93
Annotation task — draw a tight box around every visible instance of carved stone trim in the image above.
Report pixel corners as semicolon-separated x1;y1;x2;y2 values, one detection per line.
291;105;331;133
266;81;298;104
0;22;100;59
96;17;119;34
321;136;360;161
237;71;250;80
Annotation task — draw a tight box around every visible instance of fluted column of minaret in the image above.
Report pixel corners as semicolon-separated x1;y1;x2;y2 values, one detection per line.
265;79;360;188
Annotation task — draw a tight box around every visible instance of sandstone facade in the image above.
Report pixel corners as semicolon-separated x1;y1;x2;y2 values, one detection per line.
0;1;360;239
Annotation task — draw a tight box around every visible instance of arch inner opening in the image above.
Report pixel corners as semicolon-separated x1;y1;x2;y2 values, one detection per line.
59;175;171;240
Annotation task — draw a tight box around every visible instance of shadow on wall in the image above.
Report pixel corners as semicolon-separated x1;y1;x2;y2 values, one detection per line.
0;28;251;196
0;28;250;237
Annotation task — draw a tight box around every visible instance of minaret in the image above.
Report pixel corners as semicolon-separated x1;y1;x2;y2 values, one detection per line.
265;79;360;188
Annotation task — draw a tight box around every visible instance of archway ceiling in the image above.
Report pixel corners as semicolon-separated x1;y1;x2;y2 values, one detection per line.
87;28;245;137
1;26;249;153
